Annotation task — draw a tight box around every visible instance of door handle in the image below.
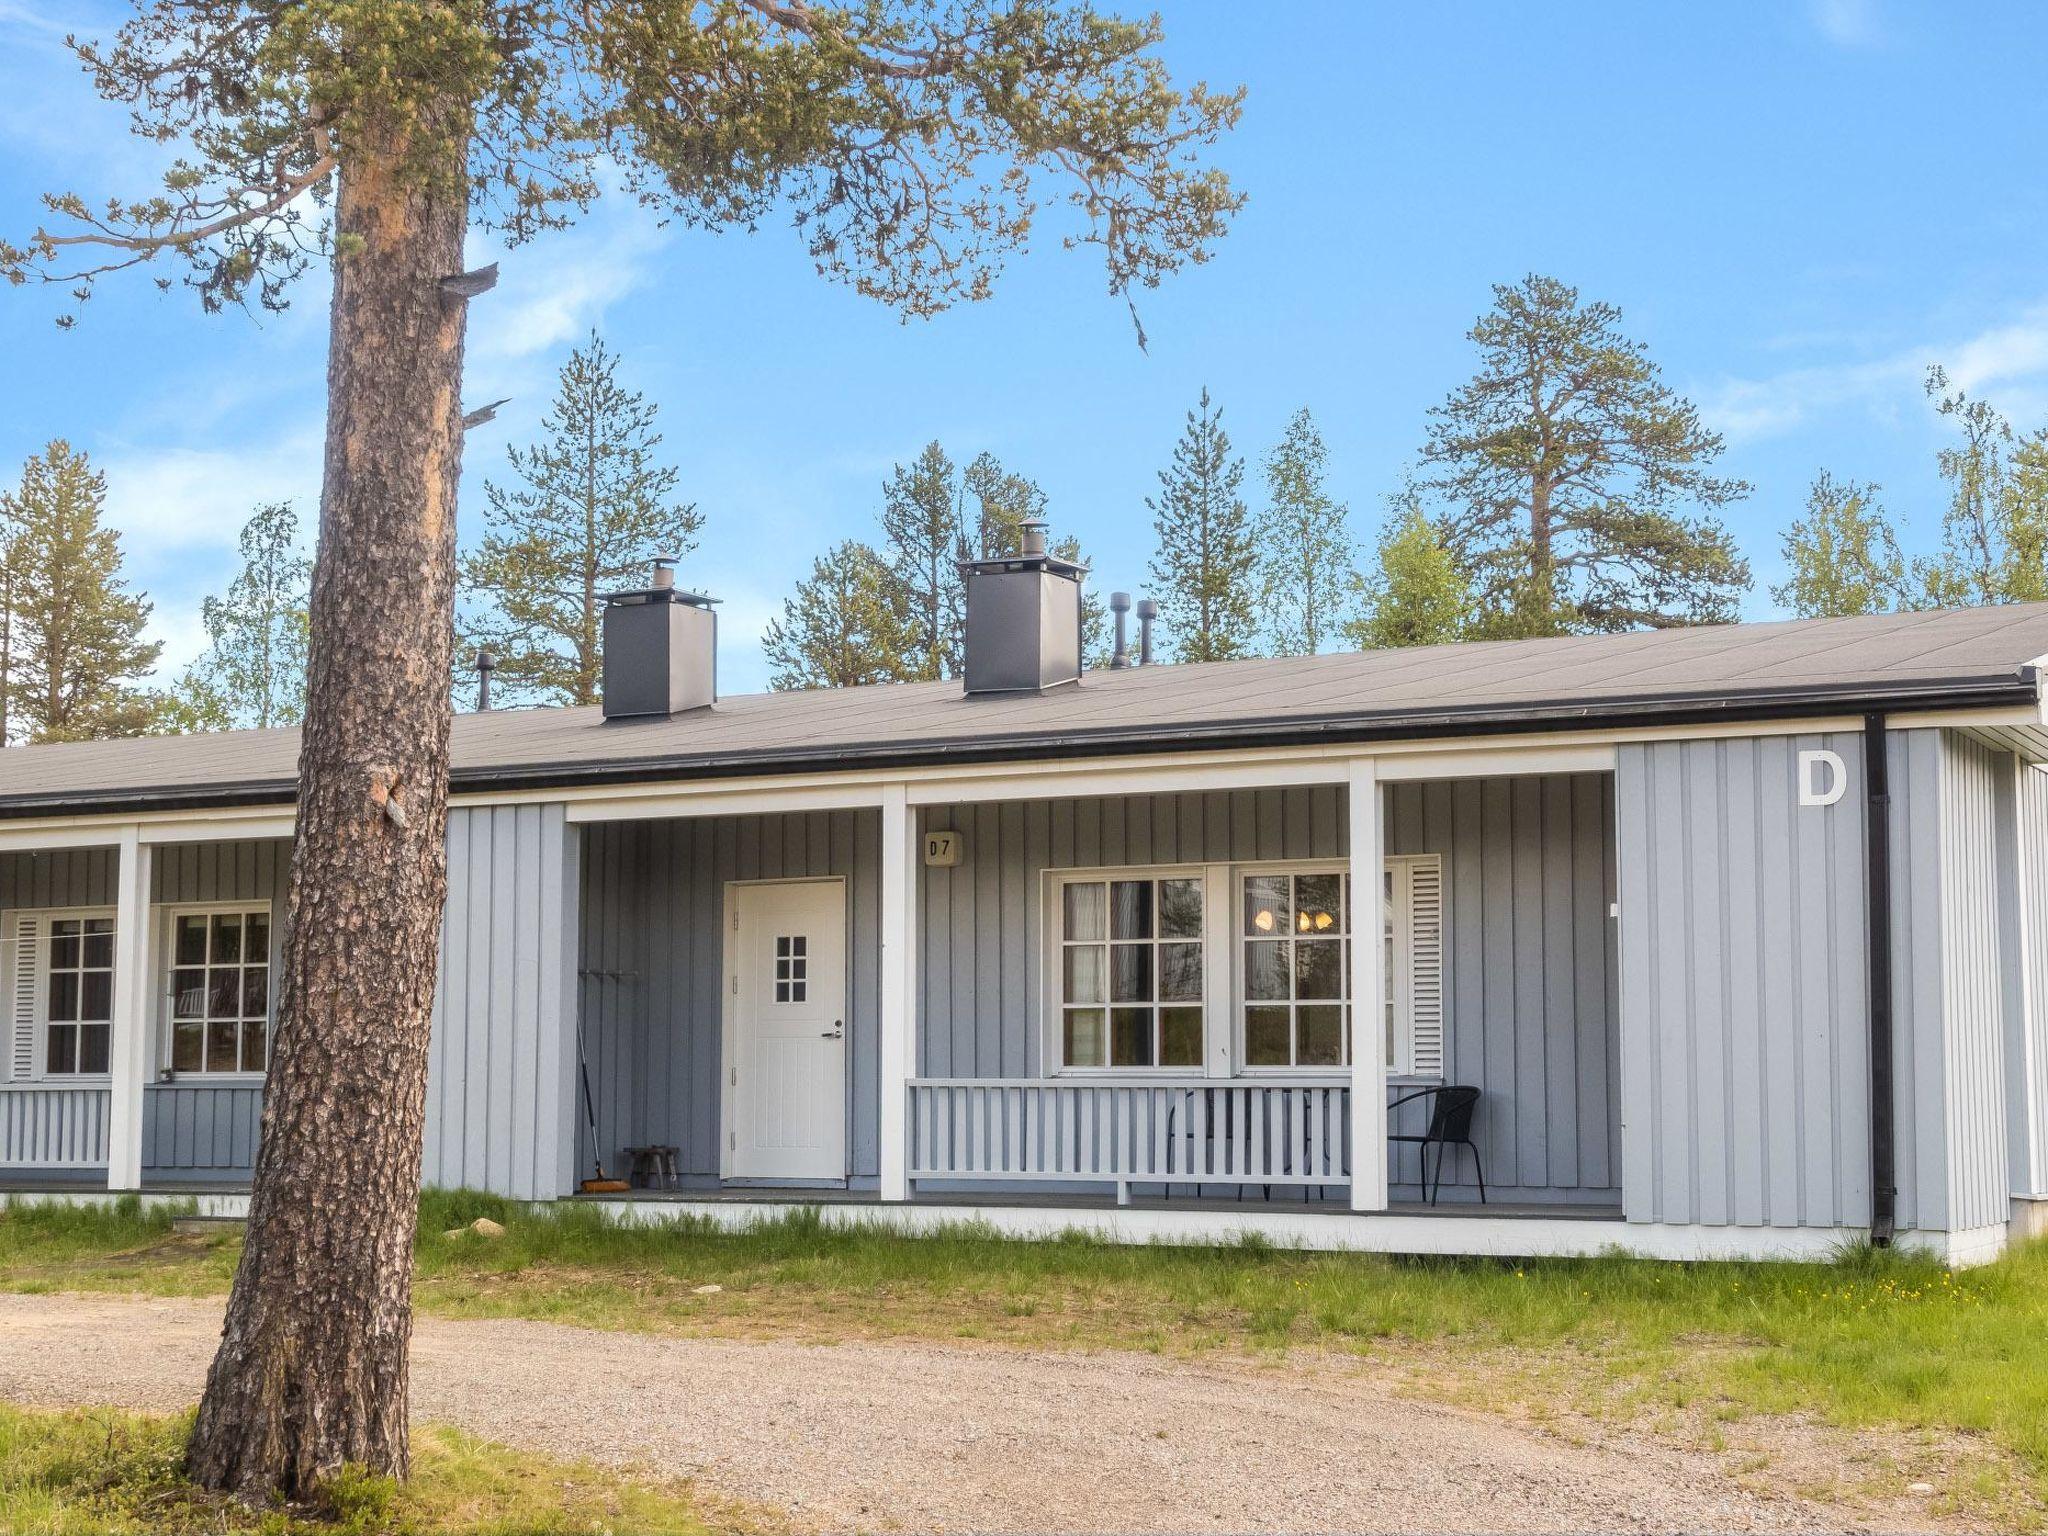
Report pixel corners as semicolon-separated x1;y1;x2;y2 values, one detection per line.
822;1020;844;1039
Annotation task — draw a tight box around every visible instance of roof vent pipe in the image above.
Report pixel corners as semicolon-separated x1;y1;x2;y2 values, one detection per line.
473;647;497;712
601;556;720;720
1108;591;1132;669
1020;517;1049;558
1136;598;1158;666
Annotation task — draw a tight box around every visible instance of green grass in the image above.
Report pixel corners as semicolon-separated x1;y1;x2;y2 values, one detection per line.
5;1192;2047;1523
0;1401;737;1534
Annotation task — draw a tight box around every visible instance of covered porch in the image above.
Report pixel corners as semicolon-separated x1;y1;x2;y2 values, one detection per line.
570;741;1623;1219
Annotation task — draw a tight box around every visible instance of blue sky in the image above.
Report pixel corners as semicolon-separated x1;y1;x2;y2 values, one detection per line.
4;0;2048;694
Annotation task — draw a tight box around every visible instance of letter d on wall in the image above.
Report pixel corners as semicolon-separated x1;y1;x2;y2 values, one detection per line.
1798;749;1848;807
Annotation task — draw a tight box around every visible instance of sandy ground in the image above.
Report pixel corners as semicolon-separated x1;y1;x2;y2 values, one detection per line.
0;1291;1946;1534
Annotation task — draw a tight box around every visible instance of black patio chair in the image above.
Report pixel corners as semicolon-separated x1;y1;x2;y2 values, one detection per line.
1386;1084;1485;1205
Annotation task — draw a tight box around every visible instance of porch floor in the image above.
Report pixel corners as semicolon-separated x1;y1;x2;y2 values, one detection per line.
580;1186;1623;1221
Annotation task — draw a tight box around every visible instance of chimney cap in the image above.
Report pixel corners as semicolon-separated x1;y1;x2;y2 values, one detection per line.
606;556;719;610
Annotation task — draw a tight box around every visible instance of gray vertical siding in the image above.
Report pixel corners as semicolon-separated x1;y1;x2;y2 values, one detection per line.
425;803;580;1200
0;839;286;1181
1930;733;2015;1231
1617;733;1872;1229
1385;776;1620;1199
918;779;1620;1202
1617;729;2024;1235
576;809;880;1183
2017;767;2048;1200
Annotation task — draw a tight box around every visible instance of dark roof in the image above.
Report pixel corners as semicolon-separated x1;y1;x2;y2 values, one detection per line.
4;603;2047;817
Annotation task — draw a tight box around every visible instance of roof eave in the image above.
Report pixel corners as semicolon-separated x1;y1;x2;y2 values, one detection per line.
0;671;2034;823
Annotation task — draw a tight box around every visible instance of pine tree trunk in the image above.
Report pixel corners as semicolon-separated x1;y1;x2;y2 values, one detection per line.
186;113;470;1500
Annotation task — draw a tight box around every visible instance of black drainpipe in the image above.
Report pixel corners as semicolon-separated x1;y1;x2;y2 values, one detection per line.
1864;711;1897;1247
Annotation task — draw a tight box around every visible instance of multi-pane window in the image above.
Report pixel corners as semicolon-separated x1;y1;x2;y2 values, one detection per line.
774;935;809;1003
1241;872;1351;1067
169;909;272;1074
45;917;114;1074
1058;875;1203;1067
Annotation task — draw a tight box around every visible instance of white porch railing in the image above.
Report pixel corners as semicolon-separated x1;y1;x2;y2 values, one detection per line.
0;1085;112;1169
907;1077;1349;1204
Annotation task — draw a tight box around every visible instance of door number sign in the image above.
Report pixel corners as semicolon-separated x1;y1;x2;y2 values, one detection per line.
923;829;965;867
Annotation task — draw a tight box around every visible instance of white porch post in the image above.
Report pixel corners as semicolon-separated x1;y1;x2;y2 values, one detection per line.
1348;759;1388;1211
879;783;918;1201
106;826;152;1192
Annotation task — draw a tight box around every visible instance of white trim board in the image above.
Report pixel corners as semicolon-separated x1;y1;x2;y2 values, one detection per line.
1;700;2040;844
580;1197;2010;1266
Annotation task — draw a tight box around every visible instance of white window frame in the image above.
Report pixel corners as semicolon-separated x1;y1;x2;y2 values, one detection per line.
1233;860;1354;1078
157;900;279;1082
1043;864;1209;1076
1039;856;1448;1080
3;906;119;1083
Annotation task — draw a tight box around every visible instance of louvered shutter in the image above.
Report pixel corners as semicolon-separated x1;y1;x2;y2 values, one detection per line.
8;913;40;1083
1405;857;1445;1077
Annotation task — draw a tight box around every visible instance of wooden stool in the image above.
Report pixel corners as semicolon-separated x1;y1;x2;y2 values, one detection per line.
624;1145;682;1189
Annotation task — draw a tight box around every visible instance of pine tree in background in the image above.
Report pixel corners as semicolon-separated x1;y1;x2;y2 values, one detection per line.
0;441;161;742
880;441;966;680
1148;388;1259;662
1258;407;1354;654
961;450;1045;557
1916;366;2048;608
1419;274;1752;637
462;333;701;707
956;451;1111;662
1772;472;1908;619
1346;492;1471;651
763;540;915;688
170;502;313;731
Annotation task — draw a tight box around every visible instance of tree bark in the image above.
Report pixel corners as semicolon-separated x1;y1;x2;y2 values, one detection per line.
187;110;470;1500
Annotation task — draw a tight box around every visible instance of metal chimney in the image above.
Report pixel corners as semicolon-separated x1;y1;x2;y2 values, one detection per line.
1108;592;1132;669
601;556;720;720
958;518;1087;696
1136;598;1159;666
473;647;497;711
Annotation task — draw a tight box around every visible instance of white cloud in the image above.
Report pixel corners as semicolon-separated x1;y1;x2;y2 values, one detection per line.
99;424;324;562
468;204;672;369
1696;301;2048;443
1809;0;1884;48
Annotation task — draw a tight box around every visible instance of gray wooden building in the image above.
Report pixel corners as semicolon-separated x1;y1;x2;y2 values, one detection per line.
4;546;2046;1263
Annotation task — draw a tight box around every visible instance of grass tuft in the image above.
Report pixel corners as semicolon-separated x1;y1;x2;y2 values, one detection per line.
0;1402;724;1534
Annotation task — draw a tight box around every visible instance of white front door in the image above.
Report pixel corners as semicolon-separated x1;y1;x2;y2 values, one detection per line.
726;880;848;1181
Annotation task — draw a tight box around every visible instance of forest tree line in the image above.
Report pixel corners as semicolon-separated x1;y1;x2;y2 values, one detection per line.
6;273;2046;742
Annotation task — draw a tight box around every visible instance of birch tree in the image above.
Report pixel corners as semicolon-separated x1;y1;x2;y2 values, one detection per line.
763;539;914;688
4;0;1241;1499
1258;407;1354;655
173;501;312;729
1772;472;1908;619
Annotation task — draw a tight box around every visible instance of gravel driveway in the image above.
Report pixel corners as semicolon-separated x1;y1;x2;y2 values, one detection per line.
0;1291;1921;1533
